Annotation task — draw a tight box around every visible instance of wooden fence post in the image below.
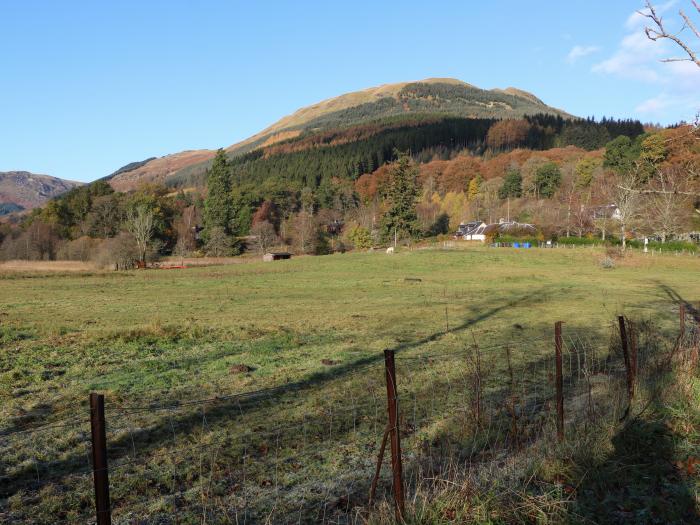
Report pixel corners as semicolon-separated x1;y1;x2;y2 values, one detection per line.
90;393;111;525
554;321;564;443
618;316;634;402
680;303;686;341
383;350;405;521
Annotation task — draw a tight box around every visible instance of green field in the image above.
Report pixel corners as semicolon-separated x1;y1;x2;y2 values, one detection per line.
1;246;699;523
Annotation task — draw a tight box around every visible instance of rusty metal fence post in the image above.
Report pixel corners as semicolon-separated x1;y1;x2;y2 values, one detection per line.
554;321;564;442
383;350;405;521
90;393;112;525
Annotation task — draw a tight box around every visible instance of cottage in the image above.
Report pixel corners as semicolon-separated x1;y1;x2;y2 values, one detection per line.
455;220;535;242
590;204;622;221
263;252;292;262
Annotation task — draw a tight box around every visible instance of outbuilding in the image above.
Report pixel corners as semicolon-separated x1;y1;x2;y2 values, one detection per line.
263;252;292;262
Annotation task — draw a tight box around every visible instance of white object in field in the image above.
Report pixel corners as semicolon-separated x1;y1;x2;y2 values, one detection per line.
386;247;394;255
644;237;648;253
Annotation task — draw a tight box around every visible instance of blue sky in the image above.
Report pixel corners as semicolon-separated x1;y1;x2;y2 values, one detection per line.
1;1;699;182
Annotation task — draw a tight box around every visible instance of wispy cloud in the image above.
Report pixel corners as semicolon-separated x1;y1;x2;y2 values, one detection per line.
635;92;700;119
565;45;600;64
592;32;662;82
593;2;700;120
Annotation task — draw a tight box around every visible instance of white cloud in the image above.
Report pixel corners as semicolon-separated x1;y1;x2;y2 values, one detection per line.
592;32;663;82
592;3;700;121
635;92;700;118
635;94;671;113
565;45;600;64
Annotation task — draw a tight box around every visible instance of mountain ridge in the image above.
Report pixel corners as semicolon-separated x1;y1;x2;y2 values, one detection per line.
107;78;572;191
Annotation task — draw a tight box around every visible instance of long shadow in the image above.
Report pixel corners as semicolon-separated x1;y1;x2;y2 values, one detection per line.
573;418;697;524
657;283;699;323
571;290;699;524
1;288;548;496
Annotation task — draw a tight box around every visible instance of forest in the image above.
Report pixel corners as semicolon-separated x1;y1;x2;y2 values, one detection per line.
0;115;697;267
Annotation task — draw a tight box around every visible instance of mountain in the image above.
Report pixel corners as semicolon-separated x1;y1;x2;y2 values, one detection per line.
107;78;571;191
0;171;83;216
225;78;569;155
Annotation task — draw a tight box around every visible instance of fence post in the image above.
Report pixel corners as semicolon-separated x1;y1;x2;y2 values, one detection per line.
680;303;686;340
554;321;564;443
383;349;405;521
90;393;112;525
618;316;634;402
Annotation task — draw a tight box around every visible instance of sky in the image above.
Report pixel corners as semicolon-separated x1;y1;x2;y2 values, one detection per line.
1;1;699;183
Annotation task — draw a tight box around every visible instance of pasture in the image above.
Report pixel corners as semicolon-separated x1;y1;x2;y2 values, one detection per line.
1;245;699;523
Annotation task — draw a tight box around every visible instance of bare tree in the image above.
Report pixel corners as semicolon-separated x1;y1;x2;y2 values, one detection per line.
291;211;318;254
204;226;232;256
646;167;692;241
613;169;643;250
642;1;700;68
250;220;278;255
125;205;155;264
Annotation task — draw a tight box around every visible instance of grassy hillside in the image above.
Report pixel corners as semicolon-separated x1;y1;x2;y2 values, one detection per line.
1;246;698;522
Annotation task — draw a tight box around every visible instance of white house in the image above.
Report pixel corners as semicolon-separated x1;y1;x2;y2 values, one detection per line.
591;204;622;221
455;220;535;242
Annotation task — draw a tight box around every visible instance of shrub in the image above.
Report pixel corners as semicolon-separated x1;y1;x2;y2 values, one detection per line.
94;232;139;270
600;256;615;269
348;225;373;250
57;236;100;261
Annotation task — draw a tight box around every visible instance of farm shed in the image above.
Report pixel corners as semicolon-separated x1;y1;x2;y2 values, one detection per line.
263;252;292;262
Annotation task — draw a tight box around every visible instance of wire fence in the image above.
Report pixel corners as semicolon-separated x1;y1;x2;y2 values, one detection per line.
1;307;697;524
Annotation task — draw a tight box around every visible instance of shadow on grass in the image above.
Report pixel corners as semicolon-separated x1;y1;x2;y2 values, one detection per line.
573;417;697;524
0;289;546;493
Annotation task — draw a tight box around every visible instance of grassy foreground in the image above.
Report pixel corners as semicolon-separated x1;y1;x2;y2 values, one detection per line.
1;245;699;523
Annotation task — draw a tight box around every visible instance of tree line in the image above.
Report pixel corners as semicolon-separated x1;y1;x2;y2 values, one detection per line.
1;118;695;267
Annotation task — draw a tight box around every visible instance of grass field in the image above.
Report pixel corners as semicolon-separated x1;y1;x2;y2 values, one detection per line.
1;245;699;523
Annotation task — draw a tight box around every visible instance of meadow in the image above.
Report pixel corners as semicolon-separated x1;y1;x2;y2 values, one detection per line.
1;245;699;523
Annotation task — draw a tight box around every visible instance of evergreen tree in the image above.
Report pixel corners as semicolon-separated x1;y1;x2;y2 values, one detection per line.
203;149;233;239
498;168;522;199
380;152;420;243
603;136;638;174
534;162;561;198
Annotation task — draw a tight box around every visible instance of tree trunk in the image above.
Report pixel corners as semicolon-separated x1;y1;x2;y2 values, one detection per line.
621;223;626;251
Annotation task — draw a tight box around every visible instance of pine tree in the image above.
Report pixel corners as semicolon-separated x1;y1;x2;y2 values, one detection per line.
380;152;420;243
203;149;233;240
498;168;522;199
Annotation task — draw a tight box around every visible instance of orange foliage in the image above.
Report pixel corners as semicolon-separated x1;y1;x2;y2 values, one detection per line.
354;164;392;202
486;119;531;149
659;125;700;176
418;155;483;193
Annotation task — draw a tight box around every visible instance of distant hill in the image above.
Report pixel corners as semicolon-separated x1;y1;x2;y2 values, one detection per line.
0;171;83;216
108;78;571;191
106;151;215;192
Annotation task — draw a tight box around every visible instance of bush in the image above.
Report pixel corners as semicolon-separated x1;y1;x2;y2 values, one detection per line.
94;232;139;270
57;236;100;261
600;256;615;269
347;225;373;250
556;236;602;246
495;234;540;245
